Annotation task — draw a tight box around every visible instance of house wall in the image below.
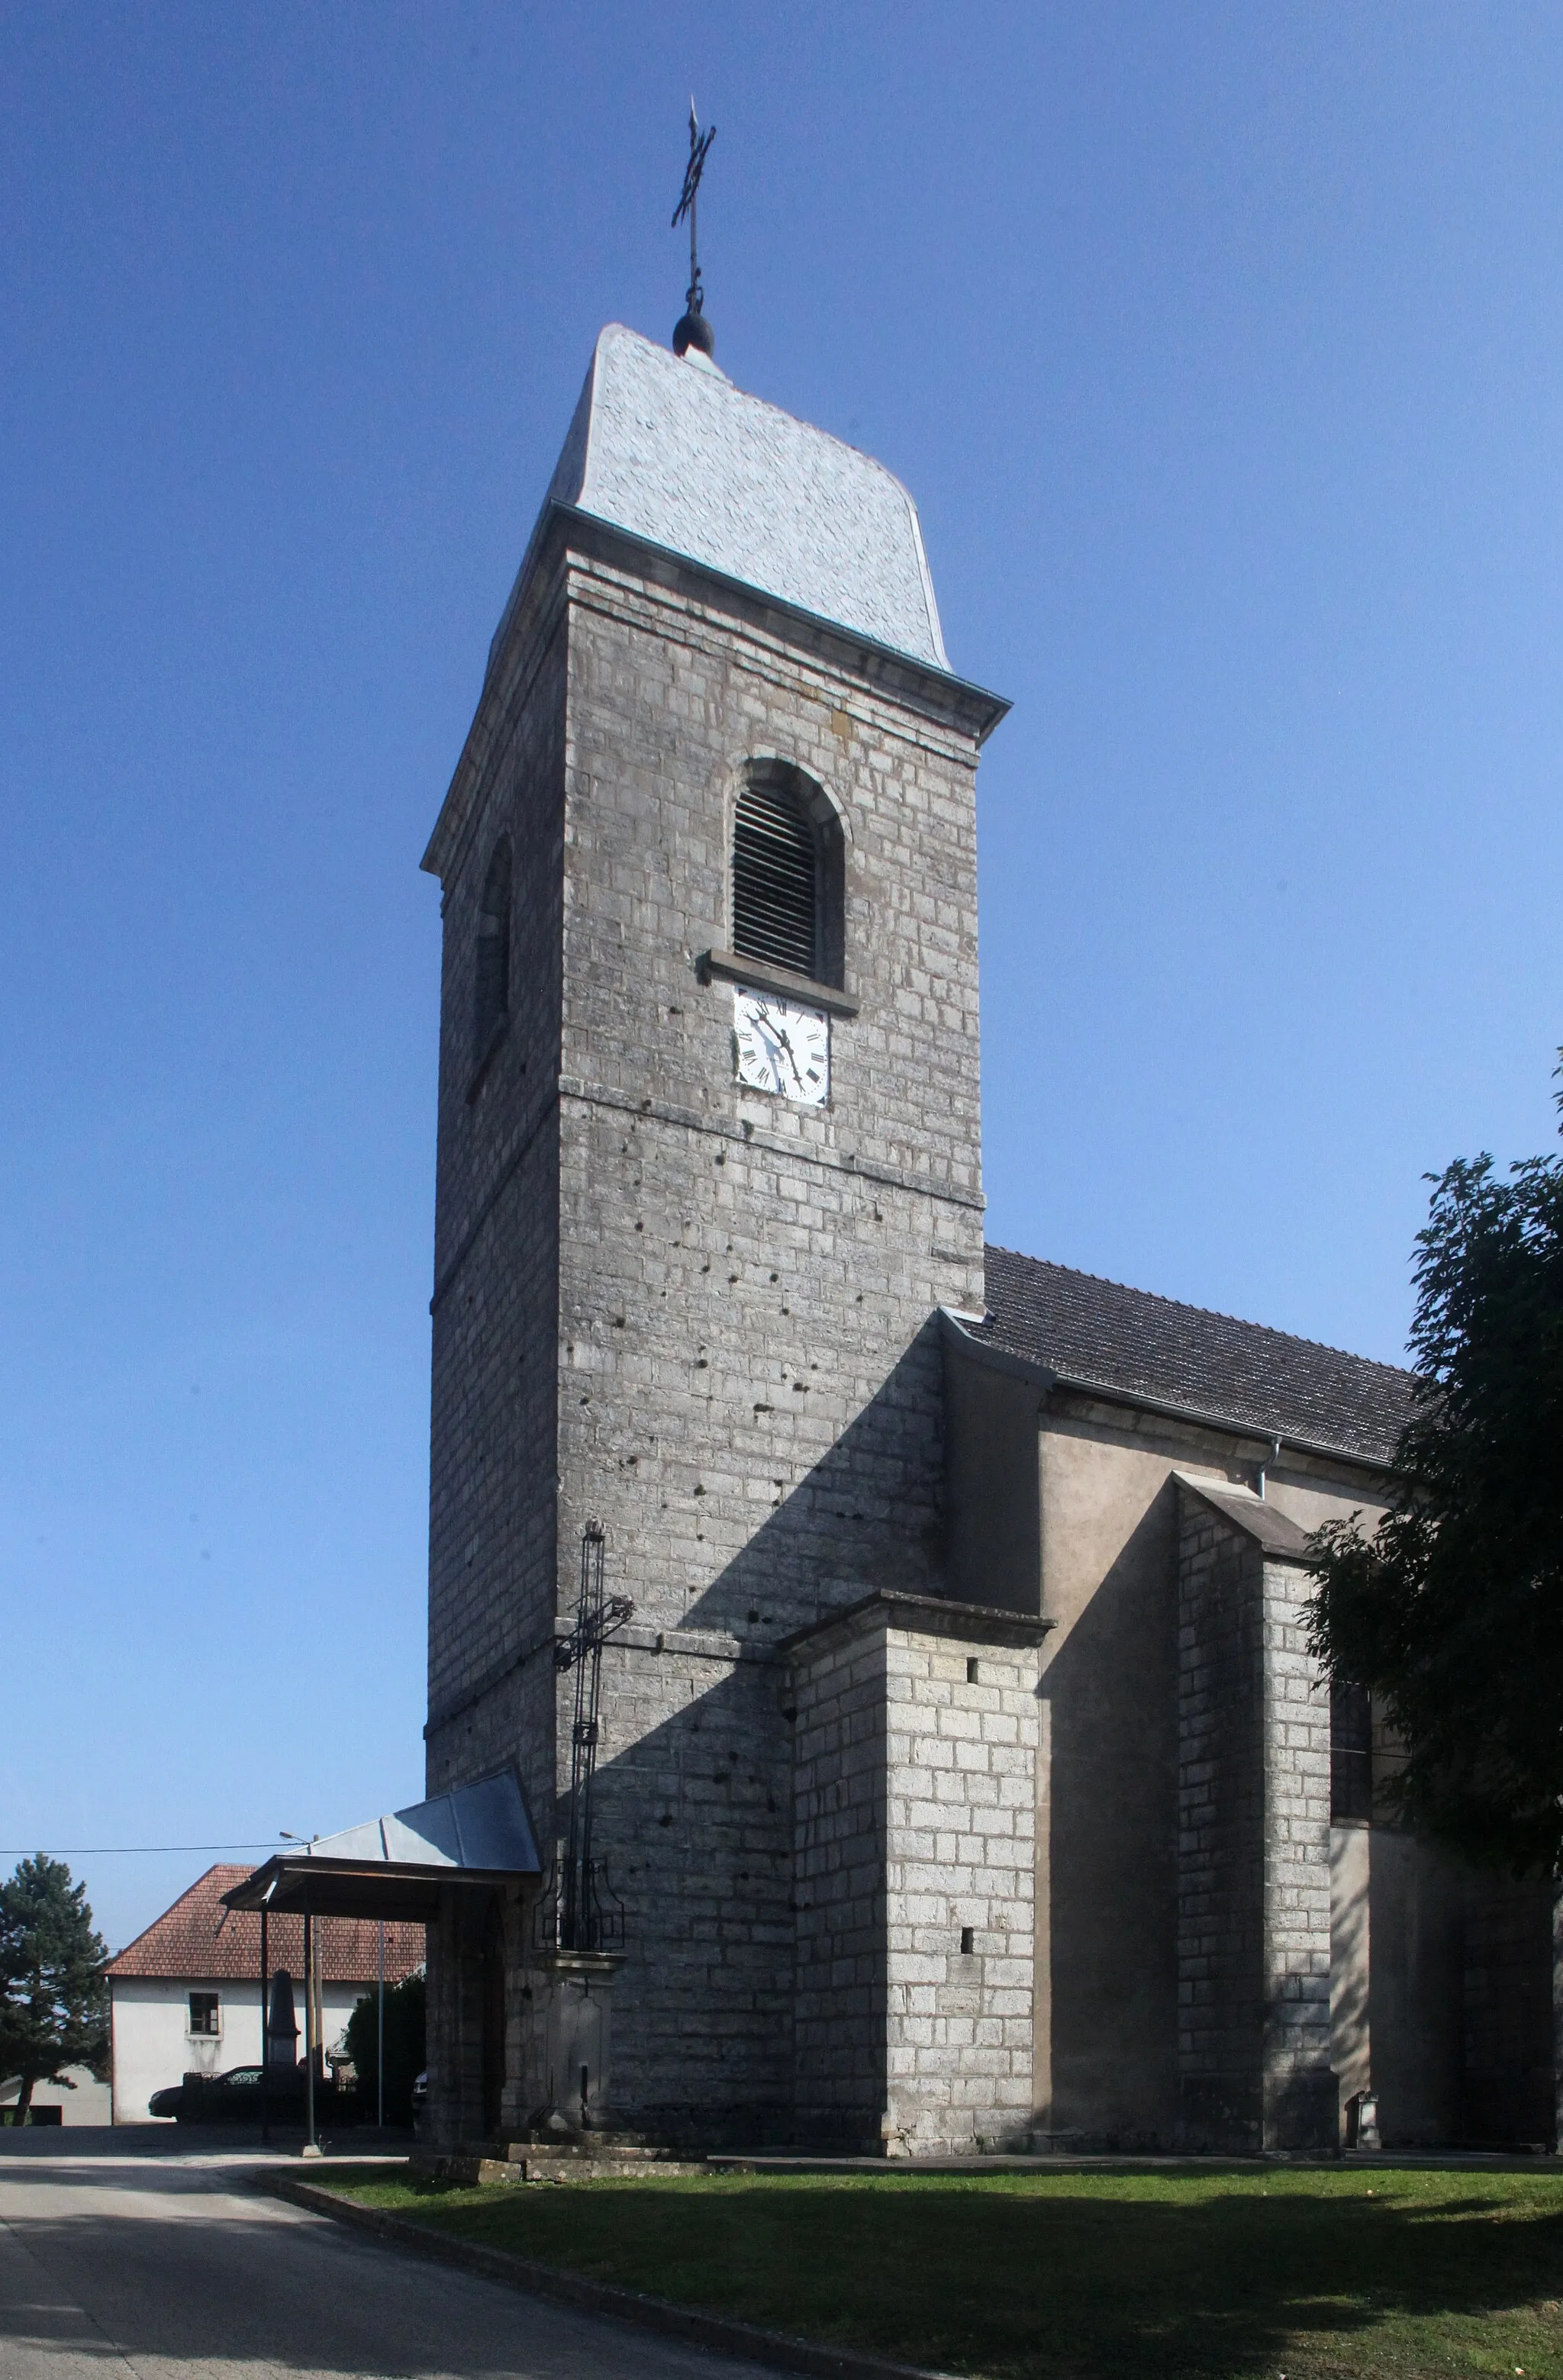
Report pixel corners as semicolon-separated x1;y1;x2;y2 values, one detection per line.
0;2066;111;2125
109;1978;366;2122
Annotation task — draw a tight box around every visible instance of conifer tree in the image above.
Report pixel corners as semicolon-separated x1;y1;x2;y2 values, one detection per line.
0;1857;109;2124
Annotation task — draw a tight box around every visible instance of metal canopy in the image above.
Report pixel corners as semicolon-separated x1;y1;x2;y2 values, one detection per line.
222;1769;543;1924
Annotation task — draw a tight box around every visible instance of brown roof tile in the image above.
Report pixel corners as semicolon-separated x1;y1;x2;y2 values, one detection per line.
105;1866;425;1984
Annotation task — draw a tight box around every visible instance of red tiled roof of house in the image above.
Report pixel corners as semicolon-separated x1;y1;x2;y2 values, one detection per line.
105;1866;425;1983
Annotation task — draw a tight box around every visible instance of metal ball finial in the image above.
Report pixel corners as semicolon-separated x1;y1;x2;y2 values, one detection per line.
673;306;715;359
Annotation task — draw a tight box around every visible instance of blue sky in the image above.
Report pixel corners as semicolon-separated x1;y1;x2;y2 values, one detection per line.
3;2;1560;1954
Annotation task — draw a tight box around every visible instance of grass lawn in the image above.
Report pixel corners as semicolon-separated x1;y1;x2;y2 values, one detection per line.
320;2160;1563;2379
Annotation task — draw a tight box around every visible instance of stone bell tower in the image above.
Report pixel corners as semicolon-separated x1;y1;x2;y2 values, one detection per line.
421;320;1037;2152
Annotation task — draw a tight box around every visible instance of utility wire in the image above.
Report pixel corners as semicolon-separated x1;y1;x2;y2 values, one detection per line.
0;1841;279;1857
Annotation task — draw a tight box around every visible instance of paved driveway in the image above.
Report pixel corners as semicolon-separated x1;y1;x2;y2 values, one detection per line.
0;2131;775;2380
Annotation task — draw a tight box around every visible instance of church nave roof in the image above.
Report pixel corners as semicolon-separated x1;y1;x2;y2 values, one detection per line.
978;1244;1418;1470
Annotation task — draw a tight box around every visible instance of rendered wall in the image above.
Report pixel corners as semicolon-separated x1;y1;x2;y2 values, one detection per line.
109;1977;363;2122
0;2067;111;2126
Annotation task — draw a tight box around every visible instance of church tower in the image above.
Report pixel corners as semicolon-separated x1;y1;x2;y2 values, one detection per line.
421;322;1040;2151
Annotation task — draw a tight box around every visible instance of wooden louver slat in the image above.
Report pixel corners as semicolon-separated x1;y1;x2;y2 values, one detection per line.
733;781;817;977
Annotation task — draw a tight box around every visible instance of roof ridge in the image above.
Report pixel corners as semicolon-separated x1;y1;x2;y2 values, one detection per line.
982;1244;1415;1383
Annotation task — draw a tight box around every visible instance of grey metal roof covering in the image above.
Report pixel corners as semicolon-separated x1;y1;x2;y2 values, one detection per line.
1173;1471;1315;1559
498;322;948;670
221;1770;542;1924
301;1771;541;1876
977;1245;1417;1469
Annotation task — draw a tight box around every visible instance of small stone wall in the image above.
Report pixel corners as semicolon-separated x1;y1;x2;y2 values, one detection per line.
790;1593;1045;2155
1176;1480;1334;2151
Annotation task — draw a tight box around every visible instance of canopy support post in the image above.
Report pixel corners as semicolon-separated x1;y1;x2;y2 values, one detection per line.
302;1905;320;2158
259;1903;270;2145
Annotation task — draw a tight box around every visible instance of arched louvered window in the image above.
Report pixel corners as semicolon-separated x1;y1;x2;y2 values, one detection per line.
732;773;821;980
473;837;513;1061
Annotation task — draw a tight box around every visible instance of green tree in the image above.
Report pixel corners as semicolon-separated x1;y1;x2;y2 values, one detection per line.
1307;1062;1563;1876
0;1857;109;2124
343;1969;425;2125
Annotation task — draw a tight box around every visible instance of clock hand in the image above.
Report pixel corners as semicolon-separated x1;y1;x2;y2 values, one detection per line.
767;1019;804;1089
755;1021;789;1090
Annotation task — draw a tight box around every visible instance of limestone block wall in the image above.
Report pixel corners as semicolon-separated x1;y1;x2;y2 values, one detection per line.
533;540;996;2129
791;1594;1045;2156
420;501;1004;2144
1176;1480;1333;2150
583;1631;794;2137
791;1605;888;2145
1461;1869;1558;2146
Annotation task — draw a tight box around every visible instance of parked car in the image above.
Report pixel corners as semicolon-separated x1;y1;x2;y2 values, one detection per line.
411;2069;427;2137
148;2065;334;2122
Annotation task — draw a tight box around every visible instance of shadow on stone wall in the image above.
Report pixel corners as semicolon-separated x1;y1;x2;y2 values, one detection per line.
679;1319;947;1642
540;1322;952;2141
1041;1483;1180;2147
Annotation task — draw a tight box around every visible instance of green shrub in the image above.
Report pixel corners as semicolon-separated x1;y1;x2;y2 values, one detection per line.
343;1969;425;2125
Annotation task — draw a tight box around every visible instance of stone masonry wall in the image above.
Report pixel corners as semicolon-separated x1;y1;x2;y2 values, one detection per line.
791;1602;1040;2156
1258;1553;1334;2146
882;1625;1038;2154
541;542;993;2127
426;591;567;1781
421;510;1000;2141
1177;1487;1333;2150
1461;1869;1558;2146
422;588;569;2144
792;1613;888;2147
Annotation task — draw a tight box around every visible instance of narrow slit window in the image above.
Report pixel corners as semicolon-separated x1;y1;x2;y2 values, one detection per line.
1330;1682;1373;1822
733;778;818;978
474;838;513;1061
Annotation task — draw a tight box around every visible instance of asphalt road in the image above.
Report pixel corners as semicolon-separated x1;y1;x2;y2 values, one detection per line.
0;2131;776;2380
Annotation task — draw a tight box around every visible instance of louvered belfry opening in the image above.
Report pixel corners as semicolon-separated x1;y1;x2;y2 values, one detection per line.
733;776;819;978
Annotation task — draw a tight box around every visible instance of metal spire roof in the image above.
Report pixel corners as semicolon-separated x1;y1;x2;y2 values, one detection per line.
497;321;949;671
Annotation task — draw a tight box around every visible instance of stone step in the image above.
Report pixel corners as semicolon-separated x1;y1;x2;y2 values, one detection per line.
504;2140;678;2165
495;2152;705;2184
414;2140;705;2188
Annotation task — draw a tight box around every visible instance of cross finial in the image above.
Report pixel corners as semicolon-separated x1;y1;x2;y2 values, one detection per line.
672;98;716;357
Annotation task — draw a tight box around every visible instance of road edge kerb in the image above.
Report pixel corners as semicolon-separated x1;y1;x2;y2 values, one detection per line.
252;2170;954;2380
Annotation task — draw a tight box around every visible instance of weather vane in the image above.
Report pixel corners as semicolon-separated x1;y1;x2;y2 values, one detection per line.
671;99;716;356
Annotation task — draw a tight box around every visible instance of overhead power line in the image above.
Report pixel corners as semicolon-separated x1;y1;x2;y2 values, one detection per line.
0;1841;279;1857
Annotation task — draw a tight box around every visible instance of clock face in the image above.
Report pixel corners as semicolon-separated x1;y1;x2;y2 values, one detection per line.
733;988;830;1105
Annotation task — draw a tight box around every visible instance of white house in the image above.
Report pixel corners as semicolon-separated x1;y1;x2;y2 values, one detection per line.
0;2066;111;2126
105;1864;424;2122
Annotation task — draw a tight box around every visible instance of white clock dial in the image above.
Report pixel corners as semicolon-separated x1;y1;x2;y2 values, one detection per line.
733;988;830;1106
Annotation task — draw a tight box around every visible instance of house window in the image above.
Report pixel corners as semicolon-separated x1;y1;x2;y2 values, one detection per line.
473;836;513;1061
1330;1682;1373;1822
188;1992;220;2037
731;762;844;987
